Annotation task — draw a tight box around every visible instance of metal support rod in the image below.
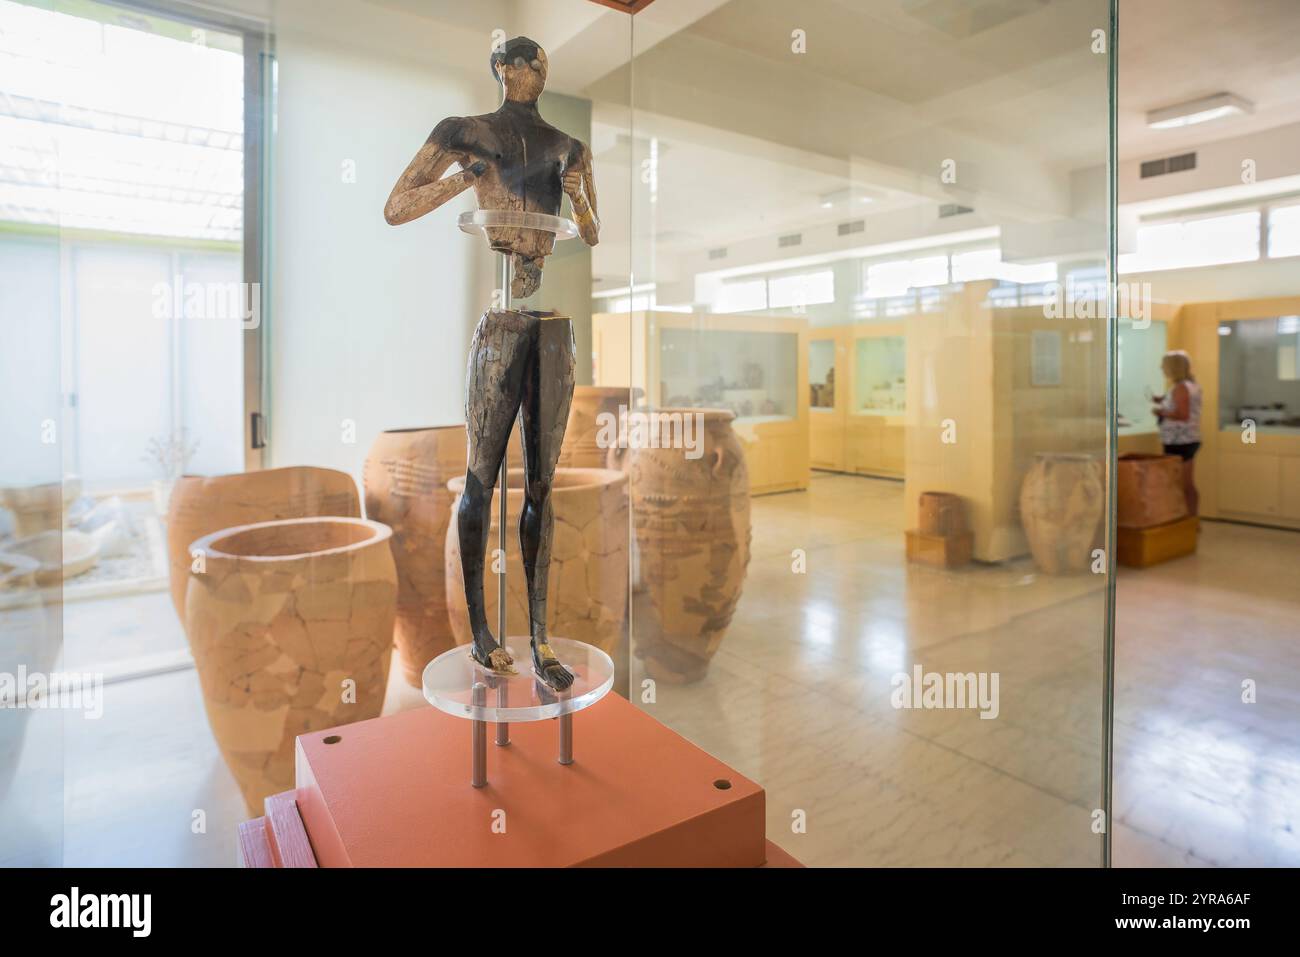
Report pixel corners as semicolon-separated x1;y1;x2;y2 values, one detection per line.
471;681;487;788
497;253;511;743
495;680;509;746
558;711;573;766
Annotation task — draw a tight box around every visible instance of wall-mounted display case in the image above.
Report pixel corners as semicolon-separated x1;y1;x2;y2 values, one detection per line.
592;311;810;494
808;328;845;470
1116;320;1167;438
1218;317;1300;432
809;338;835;411
807;323;906;478
1178;300;1300;530
854;336;906;415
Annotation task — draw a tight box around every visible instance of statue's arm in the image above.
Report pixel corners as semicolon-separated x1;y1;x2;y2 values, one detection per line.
563;140;599;246
384;119;485;226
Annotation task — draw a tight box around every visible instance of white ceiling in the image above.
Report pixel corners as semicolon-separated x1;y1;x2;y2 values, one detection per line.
1118;0;1300;160
350;0;1300;283
583;0;1110;281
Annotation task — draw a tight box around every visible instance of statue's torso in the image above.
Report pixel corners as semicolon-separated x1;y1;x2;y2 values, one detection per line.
436;103;581;258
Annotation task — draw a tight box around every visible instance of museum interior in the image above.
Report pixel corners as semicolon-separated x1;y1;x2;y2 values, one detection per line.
1;0;1297;868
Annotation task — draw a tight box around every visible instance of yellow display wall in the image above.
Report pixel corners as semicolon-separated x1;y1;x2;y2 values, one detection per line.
900;281;1125;562
1173;295;1300;530
592;311;811;495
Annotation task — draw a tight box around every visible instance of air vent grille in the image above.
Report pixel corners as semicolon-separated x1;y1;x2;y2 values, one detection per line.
938;203;974;218
778;233;802;248
1140;152;1197;178
837;220;864;236
707;247;727;260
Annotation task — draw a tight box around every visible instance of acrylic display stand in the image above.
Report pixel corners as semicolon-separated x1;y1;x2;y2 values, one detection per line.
422;636;613;787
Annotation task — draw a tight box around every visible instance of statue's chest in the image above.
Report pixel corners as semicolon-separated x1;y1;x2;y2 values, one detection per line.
470;119;570;202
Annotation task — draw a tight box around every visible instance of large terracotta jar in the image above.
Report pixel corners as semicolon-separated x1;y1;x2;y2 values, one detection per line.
363;426;467;686
621;409;751;684
166;466;360;626
559;385;640;469
444;467;628;656
1019;452;1105;574
184;517;396;814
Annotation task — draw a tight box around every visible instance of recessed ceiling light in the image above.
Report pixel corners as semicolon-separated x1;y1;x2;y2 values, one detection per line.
819;187;877;209
1147;93;1254;130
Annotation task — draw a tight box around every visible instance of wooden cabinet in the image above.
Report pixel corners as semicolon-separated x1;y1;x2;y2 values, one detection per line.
1218;449;1281;517
1214;433;1300;527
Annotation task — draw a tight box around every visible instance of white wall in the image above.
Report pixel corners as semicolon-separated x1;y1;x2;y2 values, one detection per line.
266;6;500;478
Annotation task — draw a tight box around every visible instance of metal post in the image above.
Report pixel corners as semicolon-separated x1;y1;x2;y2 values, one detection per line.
558;711;573;766
495;680;509;746
497;253;511;744
471;681;487;788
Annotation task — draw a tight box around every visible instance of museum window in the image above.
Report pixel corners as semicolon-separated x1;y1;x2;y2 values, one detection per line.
0;0;271;676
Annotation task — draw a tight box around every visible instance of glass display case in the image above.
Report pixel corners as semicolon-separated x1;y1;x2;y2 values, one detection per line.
661;327;798;423
1218;317;1300;432
853;336;906;414
593;311;810;494
3;0;1128;873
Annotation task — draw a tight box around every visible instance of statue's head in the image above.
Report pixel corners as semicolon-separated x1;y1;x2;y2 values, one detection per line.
491;36;548;102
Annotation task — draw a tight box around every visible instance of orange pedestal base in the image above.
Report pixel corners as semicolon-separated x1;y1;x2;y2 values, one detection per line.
905;529;973;568
1117;514;1198;568
240;693;797;867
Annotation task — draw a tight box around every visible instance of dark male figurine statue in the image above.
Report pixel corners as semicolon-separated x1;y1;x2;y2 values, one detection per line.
384;37;599;691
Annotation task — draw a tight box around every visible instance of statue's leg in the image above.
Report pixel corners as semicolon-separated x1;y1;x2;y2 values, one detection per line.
519;316;576;691
459;309;532;674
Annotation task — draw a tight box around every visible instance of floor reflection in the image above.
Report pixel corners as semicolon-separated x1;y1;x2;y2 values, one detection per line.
30;472;1300;867
638;473;1299;867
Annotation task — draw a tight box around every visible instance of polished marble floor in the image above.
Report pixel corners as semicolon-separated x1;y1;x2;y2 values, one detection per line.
6;473;1296;866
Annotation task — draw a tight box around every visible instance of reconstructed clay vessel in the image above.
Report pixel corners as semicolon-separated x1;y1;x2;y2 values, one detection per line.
559;386;639;469
166;467;360;625
184;517;396;814
444;467;628;656
0;480;77;537
363;426;467;686
621;409;751;683
1019;452;1104;574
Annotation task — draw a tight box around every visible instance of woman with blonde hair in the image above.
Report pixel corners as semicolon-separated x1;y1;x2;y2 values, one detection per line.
1152;349;1202;515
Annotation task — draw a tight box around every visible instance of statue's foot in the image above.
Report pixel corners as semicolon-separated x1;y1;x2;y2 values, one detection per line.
531;639;574;692
469;635;516;675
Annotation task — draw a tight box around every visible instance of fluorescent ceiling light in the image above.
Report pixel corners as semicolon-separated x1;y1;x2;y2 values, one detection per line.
592;282;656;299
1147;93;1253;130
